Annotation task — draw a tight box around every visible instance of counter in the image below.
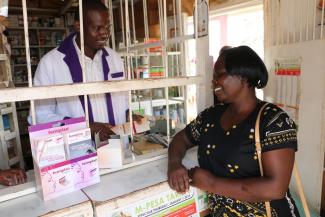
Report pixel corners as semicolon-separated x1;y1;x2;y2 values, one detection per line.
0;147;206;216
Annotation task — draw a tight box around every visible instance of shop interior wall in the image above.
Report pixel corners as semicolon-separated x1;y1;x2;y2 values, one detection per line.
264;41;325;213
264;0;325;213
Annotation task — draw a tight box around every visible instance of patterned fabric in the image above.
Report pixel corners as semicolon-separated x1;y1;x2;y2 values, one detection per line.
185;101;300;217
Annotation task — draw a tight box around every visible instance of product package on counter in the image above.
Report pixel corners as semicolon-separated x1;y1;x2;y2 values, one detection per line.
28;117;100;201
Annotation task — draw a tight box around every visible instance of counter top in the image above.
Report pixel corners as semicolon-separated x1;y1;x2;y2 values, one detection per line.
0;147;199;216
0;190;91;217
82;147;198;203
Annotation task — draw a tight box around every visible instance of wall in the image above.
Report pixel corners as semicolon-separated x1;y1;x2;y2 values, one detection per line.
264;40;325;213
264;0;325;213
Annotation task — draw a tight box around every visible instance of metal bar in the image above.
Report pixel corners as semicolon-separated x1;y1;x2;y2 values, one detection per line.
195;0;198;39
22;0;36;124
120;0;126;47
313;0;317;40
162;0;170;144
131;0;136;43
78;0;89;125
305;0;310;41
124;0;135;158
118;34;194;52
143;0;149;39
108;0;116;50
293;0;296;43
321;0;325;39
299;0;302;42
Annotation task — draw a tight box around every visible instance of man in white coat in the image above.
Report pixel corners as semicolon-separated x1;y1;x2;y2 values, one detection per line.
30;0;131;141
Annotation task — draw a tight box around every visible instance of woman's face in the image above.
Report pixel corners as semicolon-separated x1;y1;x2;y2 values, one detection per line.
212;56;245;103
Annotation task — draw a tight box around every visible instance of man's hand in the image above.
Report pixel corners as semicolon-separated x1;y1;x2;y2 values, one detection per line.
89;122;115;142
0;169;27;186
167;162;189;194
126;109;143;124
132;114;143;124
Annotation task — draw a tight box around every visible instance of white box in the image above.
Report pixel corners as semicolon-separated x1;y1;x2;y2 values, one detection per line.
97;139;123;168
34;134;66;167
65;128;95;159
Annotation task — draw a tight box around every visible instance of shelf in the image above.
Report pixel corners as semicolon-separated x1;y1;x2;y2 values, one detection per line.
135;51;181;56
13;64;38;67
8;26;66;31
14;82;29;86
131;97;184;115
0;54;7;61
9;6;58;15
136;65;164;68
0;107;13;115
16;106;30;111
12;45;56;49
8;156;19;166
4;132;17;141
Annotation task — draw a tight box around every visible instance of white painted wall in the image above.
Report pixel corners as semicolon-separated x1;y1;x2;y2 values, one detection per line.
264;40;325;213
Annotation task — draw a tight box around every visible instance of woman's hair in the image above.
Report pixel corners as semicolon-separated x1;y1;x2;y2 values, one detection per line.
220;46;268;89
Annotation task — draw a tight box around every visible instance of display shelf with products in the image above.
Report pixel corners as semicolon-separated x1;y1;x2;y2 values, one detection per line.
7;15;67;87
5;13;70;169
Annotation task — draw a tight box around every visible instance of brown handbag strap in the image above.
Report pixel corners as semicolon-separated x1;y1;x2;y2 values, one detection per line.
254;103;272;217
255;103;311;217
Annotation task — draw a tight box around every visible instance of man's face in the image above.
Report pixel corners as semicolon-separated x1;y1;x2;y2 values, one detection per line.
83;9;109;52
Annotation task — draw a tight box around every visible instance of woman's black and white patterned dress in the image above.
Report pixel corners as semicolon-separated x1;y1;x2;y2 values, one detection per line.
185;101;300;217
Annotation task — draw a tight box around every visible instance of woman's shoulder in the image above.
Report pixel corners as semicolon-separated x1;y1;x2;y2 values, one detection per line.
260;102;296;129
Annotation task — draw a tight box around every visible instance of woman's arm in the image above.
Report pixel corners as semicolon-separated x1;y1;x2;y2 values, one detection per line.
190;148;295;202
168;129;195;193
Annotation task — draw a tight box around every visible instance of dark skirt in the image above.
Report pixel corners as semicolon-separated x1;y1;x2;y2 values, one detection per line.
208;191;300;217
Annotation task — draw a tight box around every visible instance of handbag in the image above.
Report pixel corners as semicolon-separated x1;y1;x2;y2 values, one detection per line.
254;103;311;217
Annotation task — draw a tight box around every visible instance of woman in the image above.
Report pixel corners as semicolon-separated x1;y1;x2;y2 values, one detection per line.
167;46;300;216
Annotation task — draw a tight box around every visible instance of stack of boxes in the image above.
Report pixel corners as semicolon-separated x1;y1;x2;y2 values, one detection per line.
29;117;100;201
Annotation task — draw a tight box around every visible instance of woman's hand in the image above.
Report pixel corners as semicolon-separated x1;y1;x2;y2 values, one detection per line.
188;167;214;191
0;169;27;186
167;162;189;194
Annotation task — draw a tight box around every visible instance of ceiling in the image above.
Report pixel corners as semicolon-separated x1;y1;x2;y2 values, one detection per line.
8;0;229;16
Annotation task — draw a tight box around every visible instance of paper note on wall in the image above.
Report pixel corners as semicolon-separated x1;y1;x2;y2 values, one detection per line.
274;57;301;123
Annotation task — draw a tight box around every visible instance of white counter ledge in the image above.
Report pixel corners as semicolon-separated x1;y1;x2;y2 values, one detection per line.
82;147;198;202
0;190;92;217
83;147;200;216
0;147;200;217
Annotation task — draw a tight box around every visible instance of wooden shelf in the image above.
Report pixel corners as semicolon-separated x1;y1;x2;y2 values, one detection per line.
13;64;38;67
0;107;13;115
16;106;30;111
0;54;7;61
14;81;28;86
8;26;66;31
12;45;56;49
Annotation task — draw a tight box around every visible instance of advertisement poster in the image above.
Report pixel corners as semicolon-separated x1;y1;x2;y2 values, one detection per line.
106;187;199;217
274;57;302;123
193;0;209;37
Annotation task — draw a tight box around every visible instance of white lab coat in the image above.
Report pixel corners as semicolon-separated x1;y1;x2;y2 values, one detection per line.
29;36;128;125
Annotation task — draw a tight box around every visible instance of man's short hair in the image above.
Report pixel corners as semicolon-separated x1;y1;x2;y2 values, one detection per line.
75;0;108;20
83;0;108;13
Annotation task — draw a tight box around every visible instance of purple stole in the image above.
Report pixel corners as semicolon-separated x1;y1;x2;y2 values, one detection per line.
57;33;117;125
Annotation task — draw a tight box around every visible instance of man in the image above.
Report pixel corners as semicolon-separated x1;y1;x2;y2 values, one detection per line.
0;169;26;186
30;0;134;141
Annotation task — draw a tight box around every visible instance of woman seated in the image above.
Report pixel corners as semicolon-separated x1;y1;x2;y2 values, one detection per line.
167;46;300;216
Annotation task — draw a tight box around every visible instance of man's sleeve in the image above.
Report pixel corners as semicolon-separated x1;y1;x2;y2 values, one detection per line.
28;54;65;124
